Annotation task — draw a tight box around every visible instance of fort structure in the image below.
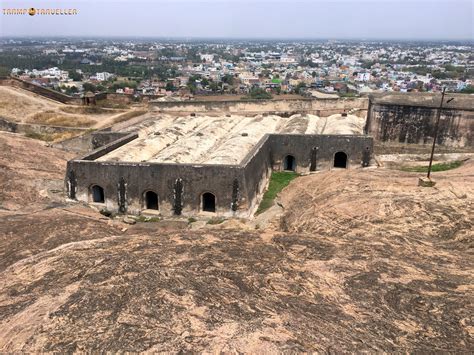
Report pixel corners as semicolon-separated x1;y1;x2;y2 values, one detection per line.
366;93;474;147
58;91;472;218
66;113;373;217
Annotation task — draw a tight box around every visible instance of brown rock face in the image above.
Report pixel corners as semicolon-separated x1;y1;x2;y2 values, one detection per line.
0;132;472;352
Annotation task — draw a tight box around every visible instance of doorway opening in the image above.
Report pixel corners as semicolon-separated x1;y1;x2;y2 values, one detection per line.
202;192;216;212
91;185;105;203
144;191;159;210
334;152;348;168
283;155;296;171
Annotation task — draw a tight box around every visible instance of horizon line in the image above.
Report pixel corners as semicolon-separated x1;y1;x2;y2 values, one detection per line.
1;35;473;43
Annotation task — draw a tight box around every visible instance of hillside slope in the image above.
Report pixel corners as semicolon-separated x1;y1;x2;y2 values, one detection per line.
0;132;472;352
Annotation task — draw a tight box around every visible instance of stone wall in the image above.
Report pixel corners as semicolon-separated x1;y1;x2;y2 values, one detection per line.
0;77;82;104
68;160;244;216
150;98;368;117
366;94;474;148
66;133;373;217
0;116;86;135
269;134;373;172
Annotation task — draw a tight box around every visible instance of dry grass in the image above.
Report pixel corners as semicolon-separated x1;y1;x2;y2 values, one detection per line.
28;111;96;127
24;130;82;142
59;106;112;115
112;110;147;124
0;86;62;122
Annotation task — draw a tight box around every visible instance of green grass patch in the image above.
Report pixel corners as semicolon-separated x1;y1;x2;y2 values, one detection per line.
135;215;161;223
400;161;463;173
256;171;298;214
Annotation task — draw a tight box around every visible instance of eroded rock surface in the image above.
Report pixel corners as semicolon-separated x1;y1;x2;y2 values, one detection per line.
0;132;472;352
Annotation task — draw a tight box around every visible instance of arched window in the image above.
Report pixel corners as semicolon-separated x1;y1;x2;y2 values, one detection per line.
91;185;105;203
144;191;159;210
202;192;216;213
334;152;348;168
283;155;296;171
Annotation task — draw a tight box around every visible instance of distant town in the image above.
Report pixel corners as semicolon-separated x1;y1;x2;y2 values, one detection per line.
0;38;473;101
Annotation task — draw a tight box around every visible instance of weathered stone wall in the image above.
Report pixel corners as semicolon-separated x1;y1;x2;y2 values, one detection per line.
366;95;474;147
150;98;368;116
0;116;86;135
269;134;373;172
239;136;274;214
67;133;373;217
68;161;243;216
105;93;134;105
0;77;82;104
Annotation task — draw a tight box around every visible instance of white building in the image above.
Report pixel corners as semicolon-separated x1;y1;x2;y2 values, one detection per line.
200;54;214;62
95;72;114;81
356;72;371;82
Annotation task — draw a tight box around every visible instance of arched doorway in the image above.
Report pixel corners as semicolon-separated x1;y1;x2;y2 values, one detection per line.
144;191;159;210
202;192;216;213
91;185;105;203
283;155;296;171
334;152;348;168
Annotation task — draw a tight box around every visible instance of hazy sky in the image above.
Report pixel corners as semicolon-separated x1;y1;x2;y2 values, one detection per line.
0;0;473;40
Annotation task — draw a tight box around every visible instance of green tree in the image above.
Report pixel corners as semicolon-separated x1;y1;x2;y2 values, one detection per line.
221;74;234;85
0;66;10;78
82;82;97;92
209;81;220;92
69;71;82;81
165;82;176;92
460;85;474;94
294;82;307;94
245;87;272;100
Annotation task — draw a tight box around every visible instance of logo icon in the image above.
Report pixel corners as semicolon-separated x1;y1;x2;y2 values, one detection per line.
28;7;36;16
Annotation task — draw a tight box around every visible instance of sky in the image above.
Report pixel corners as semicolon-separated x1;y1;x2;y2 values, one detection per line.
0;0;473;40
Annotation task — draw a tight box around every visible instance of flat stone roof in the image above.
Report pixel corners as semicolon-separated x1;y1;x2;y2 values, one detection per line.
96;113;366;165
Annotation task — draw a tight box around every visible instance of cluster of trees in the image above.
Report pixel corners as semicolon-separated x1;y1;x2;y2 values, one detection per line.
186;75;219;94
82;82;106;93
61;58;177;81
460;85;474;94
0;66;10;78
59;85;79;95
244;87;272;100
402;64;466;80
0;52;58;71
184;74;237;94
110;80;138;91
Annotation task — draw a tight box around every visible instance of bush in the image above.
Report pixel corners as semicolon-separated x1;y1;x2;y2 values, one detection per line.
244;88;272;100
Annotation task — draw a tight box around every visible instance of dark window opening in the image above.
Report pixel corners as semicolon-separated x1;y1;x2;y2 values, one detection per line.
283;155;296;171
310;147;318;172
91;185;105;203
202;192;216;212
145;191;159;210
334;152;348;168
